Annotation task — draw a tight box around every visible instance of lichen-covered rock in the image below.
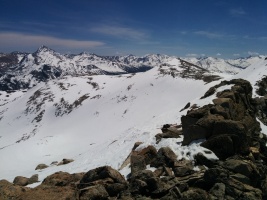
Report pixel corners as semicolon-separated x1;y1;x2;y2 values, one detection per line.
209;183;226;199
79;185;109;200
151;147;178;168
28;174;39;184
136;145;157;165
156;124;182;143
173;161;194;177
50;161;58;165
78;166;127;190
17;185;76;200
13;176;29;186
0;179;29;199
57;158;74;166
181;188;210;200
35;163;49;170
42;171;84;187
130;153;146;175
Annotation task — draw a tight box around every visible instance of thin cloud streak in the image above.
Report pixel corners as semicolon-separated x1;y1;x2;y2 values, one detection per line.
259;36;267;41
0;32;105;49
186;53;206;57
230;8;246;16
248;51;259;56
90;25;148;40
243;35;267;41
194;31;224;39
186;53;199;57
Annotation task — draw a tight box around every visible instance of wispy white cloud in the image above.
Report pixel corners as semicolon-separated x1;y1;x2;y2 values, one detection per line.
243;35;251;39
179;31;187;35
230;8;246;16
194;31;224;39
248;51;259;56
259;36;267;41
186;53;205;57
90;25;148;40
243;35;267;41
186;53;199;57
216;53;222;56
0;32;104;50
233;53;240;57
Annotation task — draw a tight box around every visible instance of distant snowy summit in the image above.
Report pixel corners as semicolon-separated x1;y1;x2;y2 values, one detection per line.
183;55;267;74
0;46;265;91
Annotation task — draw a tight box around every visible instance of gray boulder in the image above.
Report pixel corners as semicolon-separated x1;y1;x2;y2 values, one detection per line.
35;163;49;170
13;176;28;186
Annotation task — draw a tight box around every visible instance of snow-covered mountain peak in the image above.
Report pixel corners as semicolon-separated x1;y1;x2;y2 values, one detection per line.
33;46;63;60
182;55;264;75
35;45;55;54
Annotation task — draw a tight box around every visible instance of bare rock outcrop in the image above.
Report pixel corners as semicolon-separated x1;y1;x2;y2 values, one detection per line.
13;174;39;186
182;79;264;160
15;172;84;200
0;179;30;199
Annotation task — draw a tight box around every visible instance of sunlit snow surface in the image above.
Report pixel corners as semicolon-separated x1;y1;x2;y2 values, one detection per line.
1;56;267;187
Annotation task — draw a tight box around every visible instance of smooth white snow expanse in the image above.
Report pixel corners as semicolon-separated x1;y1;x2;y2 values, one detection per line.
0;56;267;187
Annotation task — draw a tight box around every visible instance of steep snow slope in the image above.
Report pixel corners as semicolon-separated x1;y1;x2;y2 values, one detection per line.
233;58;267;97
0;63;220;184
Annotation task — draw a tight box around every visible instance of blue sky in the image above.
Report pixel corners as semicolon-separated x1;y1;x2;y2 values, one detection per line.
0;0;266;58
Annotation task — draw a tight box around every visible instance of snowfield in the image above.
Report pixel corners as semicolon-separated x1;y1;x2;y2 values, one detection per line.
0;51;267;188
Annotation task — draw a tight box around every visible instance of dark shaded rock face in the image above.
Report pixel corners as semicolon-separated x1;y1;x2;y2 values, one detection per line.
0;74;29;91
254;96;267;126
256;75;267;96
30;65;62;82
182;79;263;160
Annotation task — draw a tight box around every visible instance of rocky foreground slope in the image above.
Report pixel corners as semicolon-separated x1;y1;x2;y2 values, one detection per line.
1;78;267;199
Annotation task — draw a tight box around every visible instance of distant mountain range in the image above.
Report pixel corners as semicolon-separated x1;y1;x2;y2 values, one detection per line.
0;46;265;91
